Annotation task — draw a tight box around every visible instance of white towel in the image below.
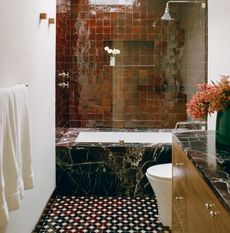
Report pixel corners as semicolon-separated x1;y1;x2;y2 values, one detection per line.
9;85;34;190
0;89;22;226
8;87;24;199
0;122;9;226
0;85;34;226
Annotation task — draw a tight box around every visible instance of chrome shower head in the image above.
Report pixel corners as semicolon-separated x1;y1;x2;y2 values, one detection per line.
161;3;174;21
161;1;206;21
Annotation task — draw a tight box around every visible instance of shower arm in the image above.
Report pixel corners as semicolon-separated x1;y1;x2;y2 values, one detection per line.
166;0;205;9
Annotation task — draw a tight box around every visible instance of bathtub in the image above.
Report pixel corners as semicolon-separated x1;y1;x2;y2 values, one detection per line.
75;131;172;144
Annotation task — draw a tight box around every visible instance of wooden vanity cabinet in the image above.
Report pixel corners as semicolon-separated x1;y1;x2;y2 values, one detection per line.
172;140;188;232
172;138;230;233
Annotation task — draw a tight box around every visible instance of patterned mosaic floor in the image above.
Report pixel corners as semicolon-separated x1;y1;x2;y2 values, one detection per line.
33;196;171;233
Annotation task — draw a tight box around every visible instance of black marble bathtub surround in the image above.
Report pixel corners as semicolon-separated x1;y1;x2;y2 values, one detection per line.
56;143;172;197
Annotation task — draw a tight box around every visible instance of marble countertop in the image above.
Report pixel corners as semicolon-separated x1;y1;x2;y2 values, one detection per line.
173;130;230;212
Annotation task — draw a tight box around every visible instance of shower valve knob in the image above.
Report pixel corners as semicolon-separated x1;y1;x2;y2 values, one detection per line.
63;72;70;78
58;72;70;78
58;82;69;88
58;72;65;77
63;82;69;88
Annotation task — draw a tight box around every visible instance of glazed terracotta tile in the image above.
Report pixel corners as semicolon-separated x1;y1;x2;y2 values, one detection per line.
56;0;206;128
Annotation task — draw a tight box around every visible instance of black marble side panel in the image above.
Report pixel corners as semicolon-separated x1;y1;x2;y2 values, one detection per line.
56;144;172;197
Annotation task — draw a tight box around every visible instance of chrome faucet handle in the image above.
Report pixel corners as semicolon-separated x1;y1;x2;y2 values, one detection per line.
63;72;69;78
57;82;69;88
58;72;65;77
58;72;69;78
175;121;207;130
57;82;63;87
63;82;69;88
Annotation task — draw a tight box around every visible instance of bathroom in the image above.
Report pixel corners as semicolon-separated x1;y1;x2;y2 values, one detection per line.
0;0;230;233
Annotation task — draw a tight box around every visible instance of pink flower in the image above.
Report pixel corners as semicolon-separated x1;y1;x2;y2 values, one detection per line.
187;75;230;119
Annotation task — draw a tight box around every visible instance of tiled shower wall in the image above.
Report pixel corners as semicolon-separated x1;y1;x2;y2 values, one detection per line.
180;3;207;104
56;0;71;126
56;0;207;128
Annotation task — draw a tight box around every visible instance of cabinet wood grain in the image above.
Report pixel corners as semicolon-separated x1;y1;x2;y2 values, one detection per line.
172;137;230;233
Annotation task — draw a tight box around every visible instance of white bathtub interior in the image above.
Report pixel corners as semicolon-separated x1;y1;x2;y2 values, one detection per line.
75;132;172;144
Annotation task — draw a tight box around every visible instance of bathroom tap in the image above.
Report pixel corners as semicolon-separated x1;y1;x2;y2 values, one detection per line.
58;72;70;79
57;82;69;88
63;72;69;78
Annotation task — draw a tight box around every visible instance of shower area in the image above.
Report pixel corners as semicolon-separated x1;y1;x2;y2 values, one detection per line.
56;0;207;129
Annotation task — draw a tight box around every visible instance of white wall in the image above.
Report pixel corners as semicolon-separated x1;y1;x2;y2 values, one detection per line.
0;1;56;233
208;0;230;129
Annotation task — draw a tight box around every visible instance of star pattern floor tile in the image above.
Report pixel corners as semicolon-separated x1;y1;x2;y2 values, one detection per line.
33;196;171;233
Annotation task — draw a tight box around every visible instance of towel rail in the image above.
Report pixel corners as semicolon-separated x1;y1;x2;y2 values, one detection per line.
18;83;29;87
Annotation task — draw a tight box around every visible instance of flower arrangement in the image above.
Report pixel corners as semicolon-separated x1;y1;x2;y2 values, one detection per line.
187;75;230;119
104;46;120;57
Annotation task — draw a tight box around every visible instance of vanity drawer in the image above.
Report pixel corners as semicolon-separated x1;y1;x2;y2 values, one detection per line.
187;159;230;233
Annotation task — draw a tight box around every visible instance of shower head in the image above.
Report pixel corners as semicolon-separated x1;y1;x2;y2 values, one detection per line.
161;3;174;21
161;1;206;21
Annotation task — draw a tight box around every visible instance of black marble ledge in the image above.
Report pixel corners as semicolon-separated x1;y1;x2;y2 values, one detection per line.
56;127;173;148
173;130;230;212
56;123;206;148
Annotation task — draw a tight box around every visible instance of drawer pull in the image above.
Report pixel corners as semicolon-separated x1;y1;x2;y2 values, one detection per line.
209;210;220;217
175;196;184;201
175;163;184;166
205;203;215;209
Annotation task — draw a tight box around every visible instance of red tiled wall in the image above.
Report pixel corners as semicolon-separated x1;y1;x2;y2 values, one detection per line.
180;3;207;108
56;1;209;128
67;0;187;128
56;0;72;127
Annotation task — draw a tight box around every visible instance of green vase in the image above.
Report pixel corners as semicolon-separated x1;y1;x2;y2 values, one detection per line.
216;107;230;146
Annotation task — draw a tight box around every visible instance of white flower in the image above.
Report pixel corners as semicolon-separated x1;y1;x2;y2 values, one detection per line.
113;49;120;55
107;49;114;54
104;47;121;57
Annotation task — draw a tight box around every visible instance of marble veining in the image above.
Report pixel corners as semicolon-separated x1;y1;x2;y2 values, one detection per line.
174;130;230;212
56;128;172;197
